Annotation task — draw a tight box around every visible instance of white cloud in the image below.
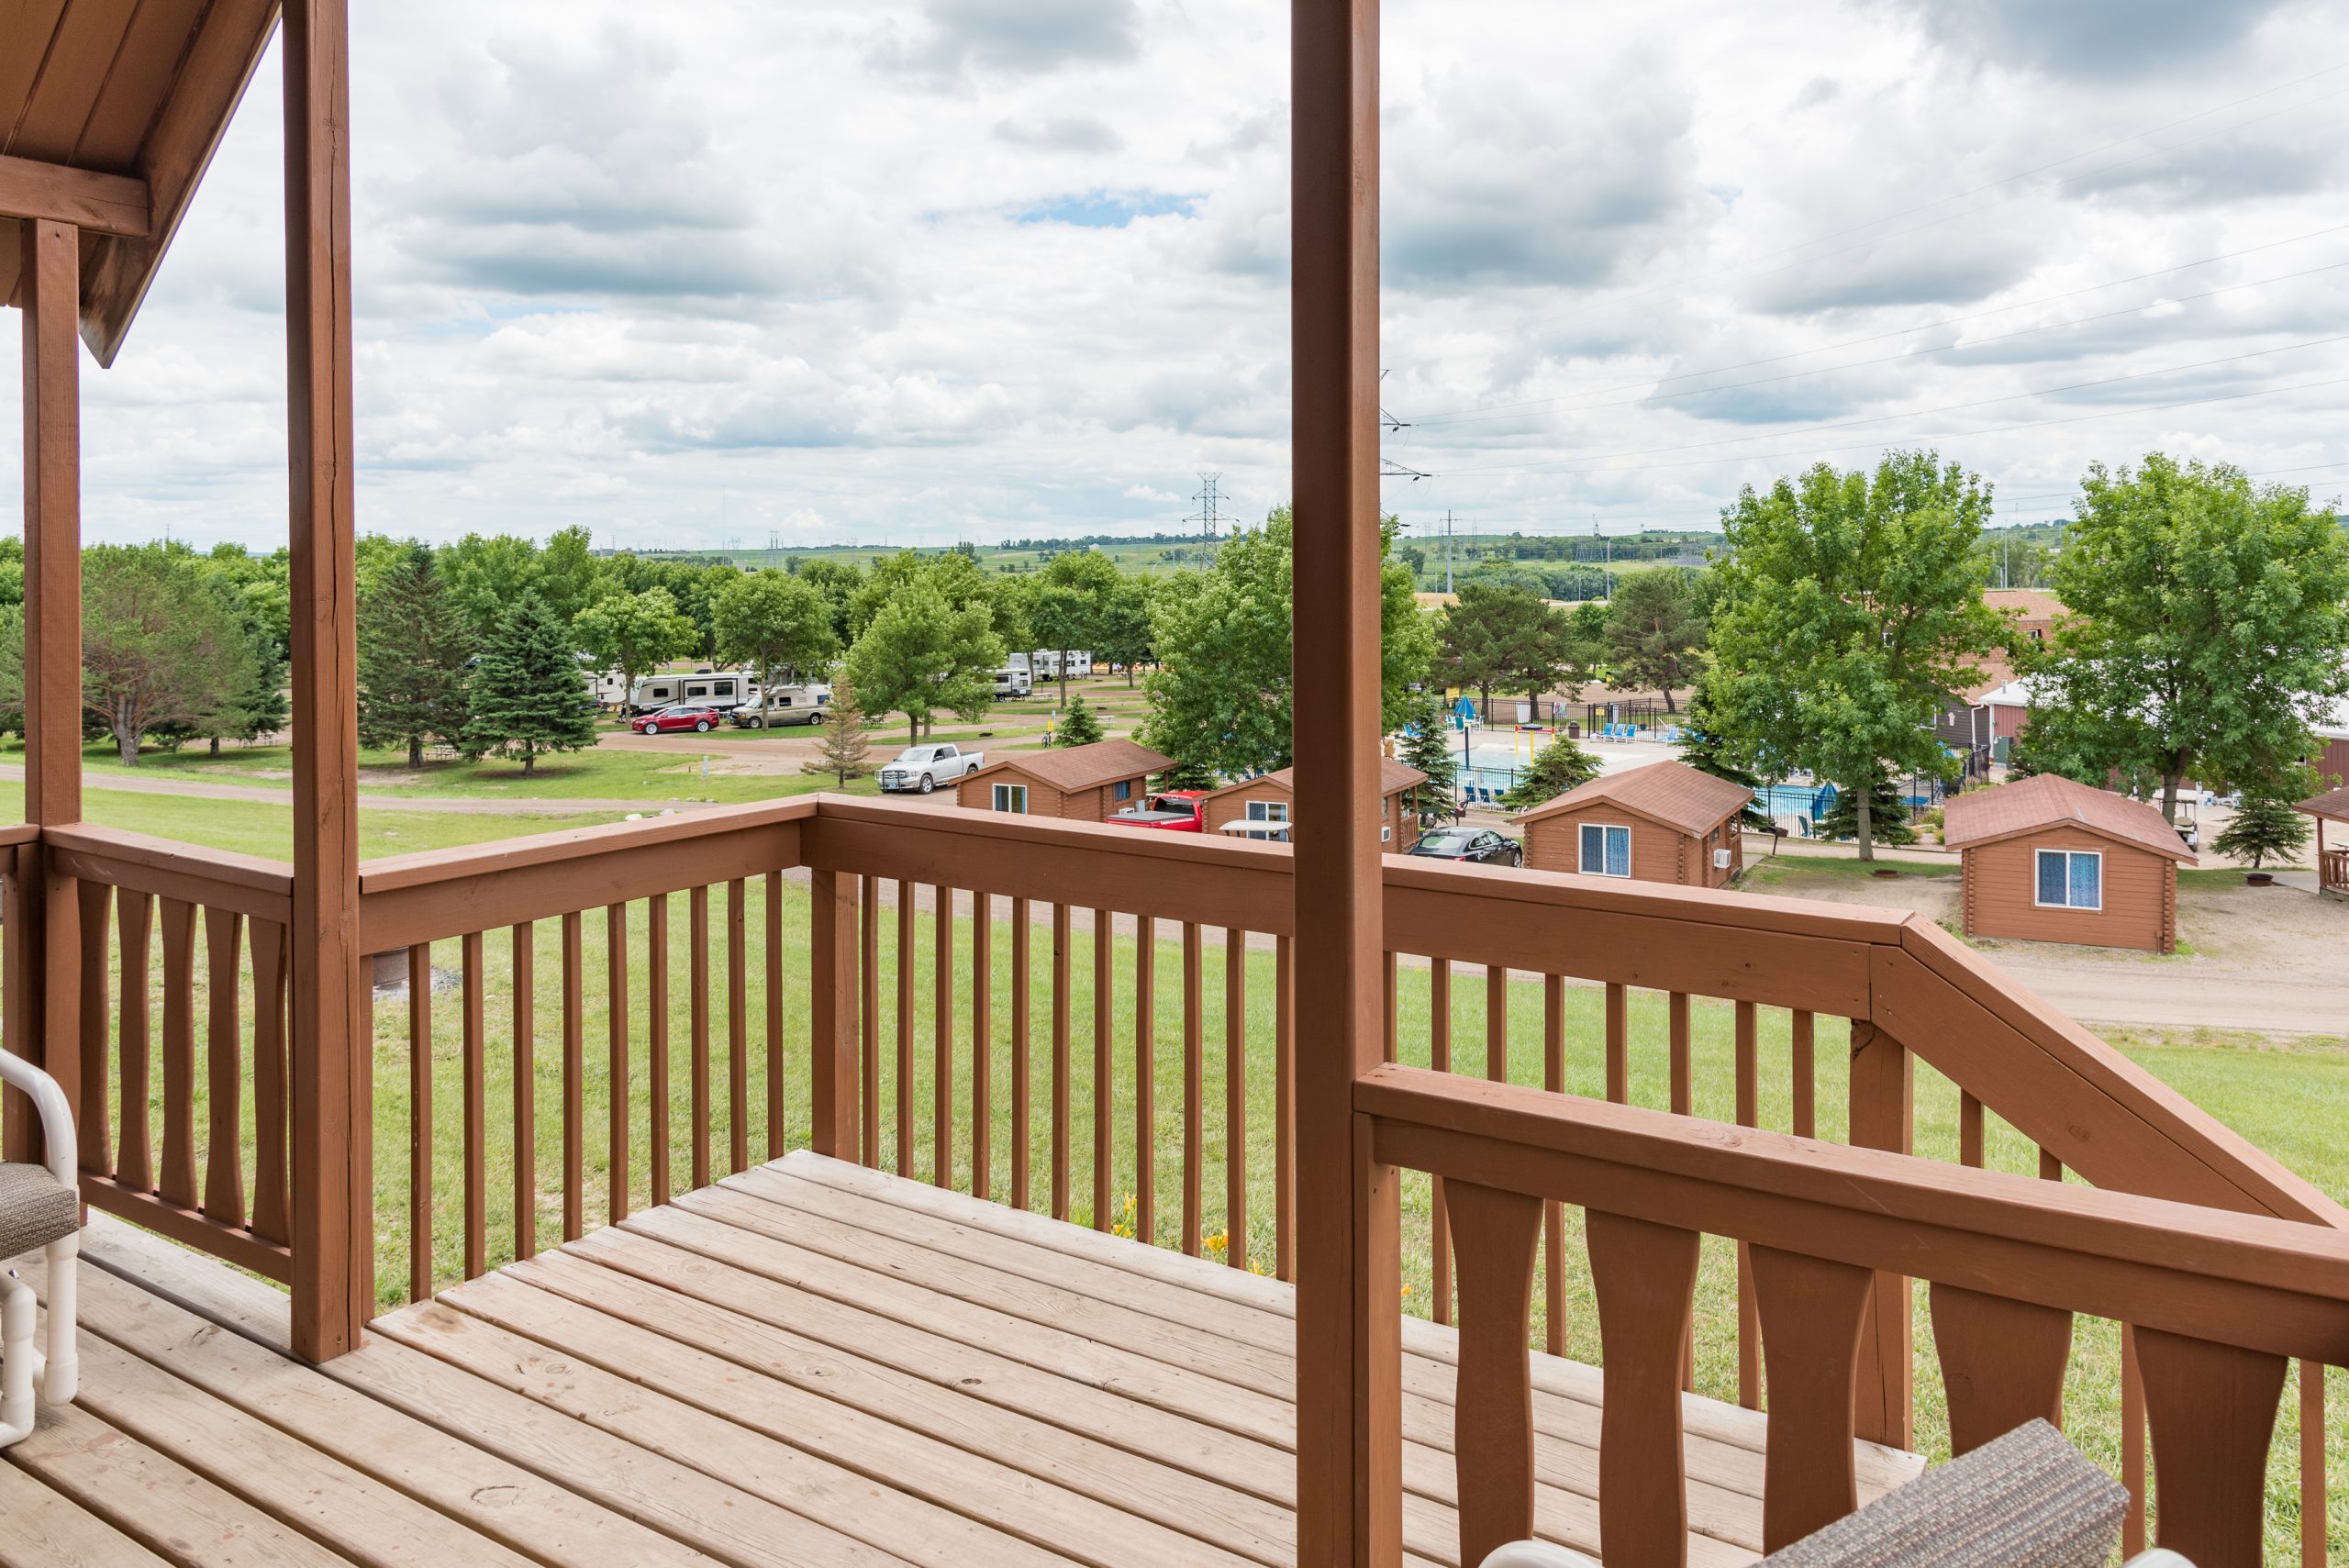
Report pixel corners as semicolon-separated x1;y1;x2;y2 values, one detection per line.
4;0;2345;551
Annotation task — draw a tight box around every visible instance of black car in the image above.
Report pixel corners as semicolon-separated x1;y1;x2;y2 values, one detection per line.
1408;826;1523;867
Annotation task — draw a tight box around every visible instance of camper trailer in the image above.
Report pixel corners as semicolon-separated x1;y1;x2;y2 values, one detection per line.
1029;650;1094;679
627;668;760;714
994;666;1033;698
730;685;831;728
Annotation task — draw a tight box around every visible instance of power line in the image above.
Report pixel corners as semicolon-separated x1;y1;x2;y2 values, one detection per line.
1408;243;2349;428
1435;332;2349;476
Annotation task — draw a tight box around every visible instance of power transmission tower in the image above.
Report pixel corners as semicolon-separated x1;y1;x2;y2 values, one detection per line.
1186;473;1228;569
1443;509;1455;594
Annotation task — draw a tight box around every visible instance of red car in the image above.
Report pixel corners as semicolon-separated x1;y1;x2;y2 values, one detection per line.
633;704;724;734
1108;790;1208;830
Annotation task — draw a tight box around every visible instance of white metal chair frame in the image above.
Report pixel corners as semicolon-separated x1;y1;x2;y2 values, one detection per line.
0;1051;79;1448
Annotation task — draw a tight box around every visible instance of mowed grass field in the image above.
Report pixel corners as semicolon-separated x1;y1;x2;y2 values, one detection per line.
34;772;2346;1556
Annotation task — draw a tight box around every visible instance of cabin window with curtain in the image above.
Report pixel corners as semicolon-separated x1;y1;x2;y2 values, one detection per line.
993;784;1028;815
2034;848;2101;910
1114;779;1133;802
1246;800;1289;823
1578;822;1631;877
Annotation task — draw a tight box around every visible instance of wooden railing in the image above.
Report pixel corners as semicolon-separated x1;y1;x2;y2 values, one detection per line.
2322;847;2348;893
4;796;2341;1563
1369;1066;2348;1568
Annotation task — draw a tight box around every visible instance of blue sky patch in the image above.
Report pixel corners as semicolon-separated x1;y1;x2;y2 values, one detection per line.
1012;189;1197;228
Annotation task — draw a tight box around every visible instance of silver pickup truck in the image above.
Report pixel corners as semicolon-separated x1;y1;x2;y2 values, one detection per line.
878;743;985;794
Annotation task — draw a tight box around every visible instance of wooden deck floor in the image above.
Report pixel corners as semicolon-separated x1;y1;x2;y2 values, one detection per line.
4;1152;1920;1568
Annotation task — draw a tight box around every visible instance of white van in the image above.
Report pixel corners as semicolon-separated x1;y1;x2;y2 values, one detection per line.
629;669;759;714
730;684;830;728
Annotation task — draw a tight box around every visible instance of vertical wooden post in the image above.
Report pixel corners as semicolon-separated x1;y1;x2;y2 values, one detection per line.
1291;0;1397;1560
284;0;370;1362
1847;1021;1914;1448
8;217;83;1168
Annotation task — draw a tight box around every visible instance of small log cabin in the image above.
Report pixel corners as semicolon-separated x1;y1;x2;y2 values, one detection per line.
1197;757;1426;850
1944;773;2196;952
954;739;1172;821
1513;760;1752;887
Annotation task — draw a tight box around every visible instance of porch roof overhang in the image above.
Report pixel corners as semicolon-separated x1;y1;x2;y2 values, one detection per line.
1;0;279;366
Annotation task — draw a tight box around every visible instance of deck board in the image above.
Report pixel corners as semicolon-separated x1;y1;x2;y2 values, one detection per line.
5;1155;1926;1568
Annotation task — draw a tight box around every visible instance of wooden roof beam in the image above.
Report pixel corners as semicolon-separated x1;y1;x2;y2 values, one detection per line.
0;154;150;240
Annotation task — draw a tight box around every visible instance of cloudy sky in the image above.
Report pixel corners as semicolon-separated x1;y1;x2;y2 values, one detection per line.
6;0;2348;551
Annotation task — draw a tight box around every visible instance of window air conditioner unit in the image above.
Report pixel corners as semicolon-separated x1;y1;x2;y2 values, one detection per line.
1713;848;1732;870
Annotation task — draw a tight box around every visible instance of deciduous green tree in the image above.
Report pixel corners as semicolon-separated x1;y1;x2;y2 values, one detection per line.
82;544;255;763
2023;455;2349;820
1602;569;1707;711
1139;510;1431;778
714;570;837;691
462;595;597;775
844;584;1005;743
357;543;473;766
573;586;696;708
1707;450;2005;860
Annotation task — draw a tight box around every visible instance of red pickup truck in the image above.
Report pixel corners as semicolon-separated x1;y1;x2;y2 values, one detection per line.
1108;790;1207;831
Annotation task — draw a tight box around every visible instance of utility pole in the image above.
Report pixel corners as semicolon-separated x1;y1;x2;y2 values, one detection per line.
1442;509;1455;594
1186;473;1227;569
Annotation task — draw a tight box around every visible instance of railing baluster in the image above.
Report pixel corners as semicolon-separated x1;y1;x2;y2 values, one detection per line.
1182;920;1202;1254
511;922;535;1261
1225;927;1246;1270
2123;1326;2147;1557
728;877;748;1175
1603;980;1627;1104
1587;1208;1701;1568
764;870;784;1161
1752;1246;1874;1551
1136;915;1156;1246
607;904;629;1223
1667;990;1690;1117
1448;1180;1542;1568
562;909;584;1240
1052;902;1073;1221
972;893;992;1201
1431;957;1452;1326
861;873;880;1168
249;917;289;1244
158;897;198;1208
2301;1362;2326;1568
1093;908;1111;1228
1542;973;1565;1357
939;889;959;1190
116;890;153;1193
1736;997;1760;1410
2040;1145;2064;1183
896;885;915;1180
1959;1089;1985;1167
202;906;245;1227
462;929;485;1278
1275;934;1293;1284
1011;895;1030;1209
649;893;671;1207
691;886;712;1191
2135;1325;2289;1568
75;880;112;1177
1790;1008;1815;1139
1928;1283;2070;1452
1485;965;1508;1083
407;941;433;1301
1382;948;1397;1063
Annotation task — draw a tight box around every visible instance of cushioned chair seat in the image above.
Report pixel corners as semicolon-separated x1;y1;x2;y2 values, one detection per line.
0;1162;78;1262
1761;1420;2127;1568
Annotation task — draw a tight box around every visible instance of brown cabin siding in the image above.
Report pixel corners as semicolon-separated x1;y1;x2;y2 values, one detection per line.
1198;776;1418;851
955;763;1152;822
1960;825;2176;952
1523;806;1739;887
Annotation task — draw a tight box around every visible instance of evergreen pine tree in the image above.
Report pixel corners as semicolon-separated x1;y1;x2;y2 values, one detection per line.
359;544;473;766
1816;770;1918;846
1397;688;1458;819
1053;695;1105;747
2213;789;2311;870
802;677;875;787
1498;734;1603;812
1678;676;1771;829
461;594;596;775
